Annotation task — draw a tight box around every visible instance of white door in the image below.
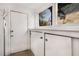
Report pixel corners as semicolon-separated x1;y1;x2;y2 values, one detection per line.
31;31;44;56
45;34;71;56
10;11;28;53
0;15;4;56
72;38;79;56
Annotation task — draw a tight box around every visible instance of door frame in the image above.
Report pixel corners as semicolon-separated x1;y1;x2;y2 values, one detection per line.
0;9;5;56
9;9;29;54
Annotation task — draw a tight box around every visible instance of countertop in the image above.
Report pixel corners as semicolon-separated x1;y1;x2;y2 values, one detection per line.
30;29;79;38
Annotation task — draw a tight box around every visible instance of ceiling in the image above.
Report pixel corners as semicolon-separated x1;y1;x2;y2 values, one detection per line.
0;3;52;13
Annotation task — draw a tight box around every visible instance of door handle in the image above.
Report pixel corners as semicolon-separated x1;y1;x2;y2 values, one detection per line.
40;37;43;39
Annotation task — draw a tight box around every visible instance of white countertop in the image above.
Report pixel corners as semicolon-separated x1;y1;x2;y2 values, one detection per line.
30;28;79;38
31;24;79;32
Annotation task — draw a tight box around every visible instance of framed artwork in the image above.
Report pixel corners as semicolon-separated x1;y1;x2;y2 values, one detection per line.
58;3;79;24
39;6;52;26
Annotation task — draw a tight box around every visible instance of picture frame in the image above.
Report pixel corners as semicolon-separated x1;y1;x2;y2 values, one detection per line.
39;6;52;26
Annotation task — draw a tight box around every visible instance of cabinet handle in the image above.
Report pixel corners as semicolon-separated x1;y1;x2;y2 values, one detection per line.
40;37;43;39
45;39;48;41
10;30;14;33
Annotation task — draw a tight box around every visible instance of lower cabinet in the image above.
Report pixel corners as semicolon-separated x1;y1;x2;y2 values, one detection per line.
31;31;79;56
72;38;79;56
31;31;44;56
45;34;72;56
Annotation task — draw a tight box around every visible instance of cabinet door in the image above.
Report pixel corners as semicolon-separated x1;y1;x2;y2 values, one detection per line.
45;34;71;56
31;31;44;56
72;38;79;56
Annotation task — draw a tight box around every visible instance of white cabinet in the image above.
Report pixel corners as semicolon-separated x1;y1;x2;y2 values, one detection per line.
31;31;44;56
45;34;72;56
72;38;79;56
30;30;79;56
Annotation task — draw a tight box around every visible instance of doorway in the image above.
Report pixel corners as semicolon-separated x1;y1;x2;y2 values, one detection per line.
10;10;28;54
